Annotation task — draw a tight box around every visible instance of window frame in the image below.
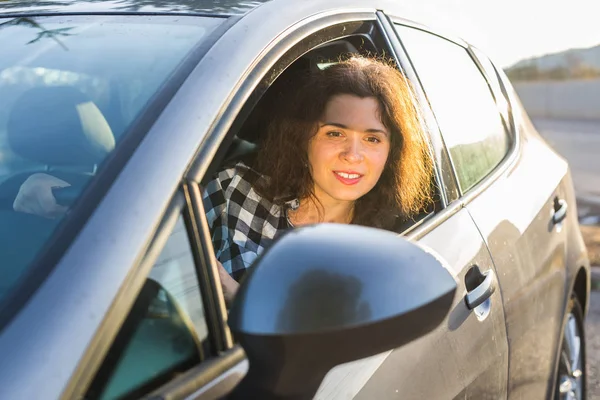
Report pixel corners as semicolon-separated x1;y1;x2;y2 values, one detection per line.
79;189;227;399
388;17;520;202
187;13;449;241
469;46;517;136
378;12;458;208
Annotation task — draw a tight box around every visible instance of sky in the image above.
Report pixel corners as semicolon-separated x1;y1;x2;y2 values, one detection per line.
400;0;600;68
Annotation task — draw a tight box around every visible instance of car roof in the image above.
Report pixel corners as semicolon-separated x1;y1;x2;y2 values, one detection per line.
0;0;271;17
0;0;476;50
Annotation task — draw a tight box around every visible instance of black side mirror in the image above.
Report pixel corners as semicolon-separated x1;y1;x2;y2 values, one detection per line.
227;224;456;400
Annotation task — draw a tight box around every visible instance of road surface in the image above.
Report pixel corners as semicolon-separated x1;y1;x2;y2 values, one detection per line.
533;118;600;200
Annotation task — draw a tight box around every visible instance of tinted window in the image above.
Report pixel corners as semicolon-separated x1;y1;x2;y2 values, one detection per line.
87;215;209;399
396;25;510;193
0;15;221;307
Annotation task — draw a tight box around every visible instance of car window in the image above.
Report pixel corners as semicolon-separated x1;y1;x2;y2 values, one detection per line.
396;25;510;193
0;15;222;309
87;215;209;400
470;47;512;129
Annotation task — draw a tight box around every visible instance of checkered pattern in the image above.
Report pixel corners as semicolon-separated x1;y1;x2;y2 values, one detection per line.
202;162;293;282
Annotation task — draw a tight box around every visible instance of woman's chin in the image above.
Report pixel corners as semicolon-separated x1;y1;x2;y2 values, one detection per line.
329;189;370;203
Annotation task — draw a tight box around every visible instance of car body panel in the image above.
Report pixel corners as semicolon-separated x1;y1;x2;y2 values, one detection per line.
464;74;589;398
348;208;508;399
465;134;566;398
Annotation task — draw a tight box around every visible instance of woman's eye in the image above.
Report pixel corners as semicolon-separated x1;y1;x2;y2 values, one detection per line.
326;131;343;138
366;136;381;143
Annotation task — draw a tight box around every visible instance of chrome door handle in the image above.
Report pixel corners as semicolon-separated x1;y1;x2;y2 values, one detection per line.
465;269;496;310
553;199;568;224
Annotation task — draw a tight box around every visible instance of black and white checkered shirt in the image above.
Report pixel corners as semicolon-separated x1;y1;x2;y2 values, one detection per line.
203;162;297;282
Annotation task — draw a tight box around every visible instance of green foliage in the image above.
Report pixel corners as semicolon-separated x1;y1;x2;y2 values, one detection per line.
450;135;509;192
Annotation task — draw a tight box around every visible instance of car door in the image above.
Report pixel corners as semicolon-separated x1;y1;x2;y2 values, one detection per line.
323;13;508;400
391;19;571;399
341;206;508;400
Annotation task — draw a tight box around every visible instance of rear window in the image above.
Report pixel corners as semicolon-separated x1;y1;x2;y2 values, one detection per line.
0;15;221;307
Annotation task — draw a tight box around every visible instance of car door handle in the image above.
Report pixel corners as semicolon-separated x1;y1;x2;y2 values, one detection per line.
553;198;568;224
465;269;496;310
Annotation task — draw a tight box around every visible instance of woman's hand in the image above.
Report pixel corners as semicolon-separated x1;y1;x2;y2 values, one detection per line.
216;260;239;307
13;173;70;219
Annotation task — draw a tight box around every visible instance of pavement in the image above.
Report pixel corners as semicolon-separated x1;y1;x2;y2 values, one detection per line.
533;118;600;198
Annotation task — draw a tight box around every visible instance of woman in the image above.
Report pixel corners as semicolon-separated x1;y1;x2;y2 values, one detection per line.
13;56;434;305
204;55;434;304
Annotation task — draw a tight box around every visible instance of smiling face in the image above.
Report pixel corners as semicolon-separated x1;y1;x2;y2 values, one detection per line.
307;94;391;208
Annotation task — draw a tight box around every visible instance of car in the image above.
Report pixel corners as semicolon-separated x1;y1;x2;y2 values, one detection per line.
0;0;591;399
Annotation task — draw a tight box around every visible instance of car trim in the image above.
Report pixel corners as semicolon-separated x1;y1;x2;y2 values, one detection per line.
468;46;516;134
0;11;232;19
0;13;238;332
184;182;233;352
383;14;462;205
148;346;247;400
407;196;464;241
386;13;469;49
377;11;451;209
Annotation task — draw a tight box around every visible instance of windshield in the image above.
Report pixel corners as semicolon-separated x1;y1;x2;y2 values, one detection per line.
0;15;222;308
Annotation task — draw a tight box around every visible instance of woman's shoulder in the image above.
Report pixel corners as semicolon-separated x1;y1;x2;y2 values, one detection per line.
211;161;264;192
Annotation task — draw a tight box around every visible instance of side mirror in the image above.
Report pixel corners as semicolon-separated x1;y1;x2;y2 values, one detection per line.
227;224;456;400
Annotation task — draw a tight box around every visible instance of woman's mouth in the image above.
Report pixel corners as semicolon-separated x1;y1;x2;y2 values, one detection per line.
333;171;363;185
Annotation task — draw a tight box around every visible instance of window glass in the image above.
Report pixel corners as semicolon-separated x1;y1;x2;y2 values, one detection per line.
87;215;209;400
396;25;510;192
0;14;221;315
470;47;511;127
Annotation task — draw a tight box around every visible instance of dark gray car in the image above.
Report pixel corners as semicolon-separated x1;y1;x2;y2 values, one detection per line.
0;1;591;399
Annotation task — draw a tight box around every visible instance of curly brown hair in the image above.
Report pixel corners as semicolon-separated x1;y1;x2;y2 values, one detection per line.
252;55;434;230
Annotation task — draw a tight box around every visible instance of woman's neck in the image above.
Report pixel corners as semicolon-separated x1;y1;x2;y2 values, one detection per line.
289;196;354;226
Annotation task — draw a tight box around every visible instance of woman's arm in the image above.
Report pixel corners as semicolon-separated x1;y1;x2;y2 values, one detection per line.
216;260;240;307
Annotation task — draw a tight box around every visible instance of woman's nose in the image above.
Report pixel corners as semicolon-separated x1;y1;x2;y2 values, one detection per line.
341;137;364;163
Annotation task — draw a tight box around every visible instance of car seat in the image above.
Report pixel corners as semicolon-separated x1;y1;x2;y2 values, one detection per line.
0;85;115;208
0;87;116;296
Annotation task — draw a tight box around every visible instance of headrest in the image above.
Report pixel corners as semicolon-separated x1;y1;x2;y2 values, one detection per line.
237;58;312;143
7;86;115;166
